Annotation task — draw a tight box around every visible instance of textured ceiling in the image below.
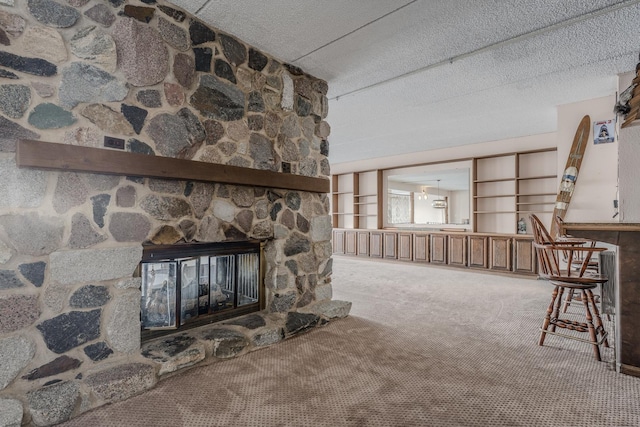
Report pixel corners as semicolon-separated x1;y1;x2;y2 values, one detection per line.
169;0;640;166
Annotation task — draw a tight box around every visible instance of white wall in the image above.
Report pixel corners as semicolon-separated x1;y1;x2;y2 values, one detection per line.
557;96;619;223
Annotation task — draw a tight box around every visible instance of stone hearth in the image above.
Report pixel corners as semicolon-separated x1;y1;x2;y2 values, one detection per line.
0;1;349;426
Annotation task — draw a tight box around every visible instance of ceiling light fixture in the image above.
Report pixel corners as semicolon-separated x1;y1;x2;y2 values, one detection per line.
432;180;447;209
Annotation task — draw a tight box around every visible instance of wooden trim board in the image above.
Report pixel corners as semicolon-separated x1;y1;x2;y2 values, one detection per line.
17;140;330;194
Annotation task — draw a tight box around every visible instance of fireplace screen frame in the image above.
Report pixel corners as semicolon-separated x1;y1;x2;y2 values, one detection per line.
139;240;265;342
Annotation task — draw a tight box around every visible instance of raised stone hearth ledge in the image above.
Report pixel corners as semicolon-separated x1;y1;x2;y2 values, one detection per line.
0;0;343;425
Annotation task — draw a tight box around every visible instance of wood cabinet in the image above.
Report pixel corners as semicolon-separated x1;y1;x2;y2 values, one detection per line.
413;233;429;263
489;236;512;271
345;230;357;256
513;236;536;274
383;232;398;259
370;231;383;258
333;229;537;277
448;234;467;266
430;234;447;264
398;233;413;261
357;231;370;257
468;235;488;268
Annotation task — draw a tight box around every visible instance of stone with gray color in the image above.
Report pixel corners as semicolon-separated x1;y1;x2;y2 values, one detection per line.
159;17;189;51
84;342;113;362
270;292;296;313
311;216;332;242
213;199;235;222
249;133;277;171
174;53;196;89
197;216;223;242
116;277;141;290
142;335;205;375
82;173;120;191
28;103;76;129
189;182;214;218
252;328;283;347
140;195;192;220
0;398;22;427
0;239;11;264
306;300;352;319
27;381;79;427
18;261;46;287
281;73;294;110
70;26;117;72
190;74;245;121
285;312;320;336
60;63;128;109
109;212;151;242
0;116;40;152
70;285;110;308
0;10;25;36
199;329;249;358
0;270;22;290
112;18;168;87
232;187;254;207
284;232;311;256
37;309;101;353
147;113;194;157
53;172;88;214
149;178;183;194
28;0;80;28
0;84;30;119
50;246;142;285
84;3;115;27
0;51;56;77
0;213;63;256
69;213;107;249
116;185;136;207
85;363;156;402
0;295;39;333
219;34;246;66
0;335;35;390
106;290;140;353
137;89;162;108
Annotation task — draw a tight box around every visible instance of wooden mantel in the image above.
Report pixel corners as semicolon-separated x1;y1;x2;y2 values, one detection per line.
562;222;640;377
16;139;330;194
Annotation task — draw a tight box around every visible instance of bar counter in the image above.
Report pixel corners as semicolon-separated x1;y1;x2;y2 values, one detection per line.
562;223;640;377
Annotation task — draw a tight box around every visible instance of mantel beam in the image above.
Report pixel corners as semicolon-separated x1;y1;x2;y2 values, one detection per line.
16;139;330;194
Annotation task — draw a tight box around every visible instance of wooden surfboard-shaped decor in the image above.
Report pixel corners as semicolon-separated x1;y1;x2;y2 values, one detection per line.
550;114;590;238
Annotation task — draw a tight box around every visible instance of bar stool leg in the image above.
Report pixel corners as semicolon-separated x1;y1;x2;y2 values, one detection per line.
539;285;559;346
562;289;574;313
586;289;609;348
581;289;602;361
550;286;565;333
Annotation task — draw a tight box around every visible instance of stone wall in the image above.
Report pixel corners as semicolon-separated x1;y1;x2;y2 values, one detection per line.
0;1;349;425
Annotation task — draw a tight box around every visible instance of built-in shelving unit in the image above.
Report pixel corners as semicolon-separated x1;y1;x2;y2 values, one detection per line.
473;148;557;234
331;170;382;229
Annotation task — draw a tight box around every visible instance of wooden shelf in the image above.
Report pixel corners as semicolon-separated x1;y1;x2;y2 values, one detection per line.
474;211;517;214
17;139;330;193
331;191;353;195
354;193;377;197
474;177;515;183
474;194;515;199
516;175;556;180
516;202;554;206
516;210;553;214
354;201;377;205
516;192;556;197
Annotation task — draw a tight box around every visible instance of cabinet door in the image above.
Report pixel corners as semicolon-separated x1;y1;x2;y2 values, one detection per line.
430;234;447;264
448;235;467;266
345;231;357;255
333;230;345;254
413;234;429;263
468;235;488;268
357;231;370;257
383;232;398;259
370;232;383;258
489;236;512;271
398;233;413;261
513;237;536;274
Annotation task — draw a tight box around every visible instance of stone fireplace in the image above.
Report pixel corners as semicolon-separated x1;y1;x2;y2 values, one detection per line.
0;1;350;425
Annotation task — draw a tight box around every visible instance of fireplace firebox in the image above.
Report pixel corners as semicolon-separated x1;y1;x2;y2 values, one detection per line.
139;241;265;341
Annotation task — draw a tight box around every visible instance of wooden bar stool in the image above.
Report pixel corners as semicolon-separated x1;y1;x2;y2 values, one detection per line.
530;214;609;360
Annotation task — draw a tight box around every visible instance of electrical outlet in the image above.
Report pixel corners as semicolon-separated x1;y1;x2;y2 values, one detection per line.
614;199;619;208
282;162;291;173
104;136;125;150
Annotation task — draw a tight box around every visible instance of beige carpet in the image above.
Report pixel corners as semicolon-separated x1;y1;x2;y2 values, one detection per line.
61;256;640;427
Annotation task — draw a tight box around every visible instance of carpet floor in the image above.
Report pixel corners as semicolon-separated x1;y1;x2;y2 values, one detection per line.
61;256;640;427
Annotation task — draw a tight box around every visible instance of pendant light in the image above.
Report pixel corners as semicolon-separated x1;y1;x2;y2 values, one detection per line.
432;179;447;209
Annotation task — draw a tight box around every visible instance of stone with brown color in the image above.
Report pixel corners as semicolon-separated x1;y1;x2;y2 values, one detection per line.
179;219;197;241
0;295;39;333
204;119;224;144
231;187;254;208
68;213;107;249
150;225;182;245
70;26;117;73
0;10;26;36
53;172;88;214
140;195;192;220
112;18;168;86
63;127;100;147
164;82;185;106
84;3;115;27
237;209;254;232
227;120;249;142
22;355;81;381
109;212;151;242
81;104;135;135
123;5;155;23
190;182;214;218
116;186;136;208
174;53;196;88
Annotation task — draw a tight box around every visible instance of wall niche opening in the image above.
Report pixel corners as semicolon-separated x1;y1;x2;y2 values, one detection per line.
139;240;265;342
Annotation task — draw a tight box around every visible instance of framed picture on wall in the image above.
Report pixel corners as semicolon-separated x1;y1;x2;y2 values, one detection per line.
140;261;177;330
594;119;615;144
